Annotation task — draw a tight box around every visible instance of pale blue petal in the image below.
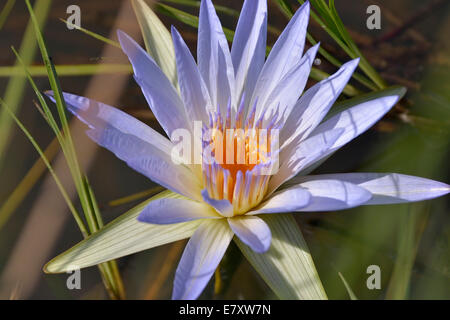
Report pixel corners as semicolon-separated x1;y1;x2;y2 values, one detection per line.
299;94;402;174
281;58;360;147
262;43;320;126
201;189;234;217
171;26;212;123
198;0;235;113
231;0;267;104
293;173;450;205
138;197;221;225
172;219;233;300
46;91;203;201
228;216;271;253
268;128;344;194
251;1;310;119
247;187;311;215
87;129;202;201
117;30;191;136
46;91;172;154
289;179;372;211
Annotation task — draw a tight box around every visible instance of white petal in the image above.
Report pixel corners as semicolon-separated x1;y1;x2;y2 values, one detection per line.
46;91;202;201
262;43;320;127
172;26;212;123
299;94;402;174
281;58;359;147
46;91;172;154
251;1;310;119
231;0;267;104
87;129;202;201
292;173;450;205
247;187;311;215
172;219;233;300
268;128;343;194
228;216;271;253
198;0;235;112
138;197;221;225
288;179;372;211
117;30;191;136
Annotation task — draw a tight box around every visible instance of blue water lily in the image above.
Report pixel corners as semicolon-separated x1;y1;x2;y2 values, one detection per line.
47;0;449;300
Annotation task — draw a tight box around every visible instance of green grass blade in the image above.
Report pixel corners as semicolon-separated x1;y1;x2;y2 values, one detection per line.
276;0;377;91
108;186;165;207
338;272;358;300
25;0;125;299
0;64;132;77
0;0;15;30
60;18;121;48
0;0;52;174
0;98;88;237
25;0;99;233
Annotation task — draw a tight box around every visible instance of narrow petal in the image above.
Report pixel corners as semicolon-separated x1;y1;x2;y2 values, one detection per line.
117;30;191;136
262;43;320;126
87;129;202;201
287;179;373;211
268;128;344;194
247;187;311;215
281;58;360;147
292;173;450;205
46;91;172;154
138;197;221;225
299;94;402;174
172;219;234;300
231;0;267;103
252;1;310;119
228;216;271;253
171;26;212;123
198;0;235;112
201;189;234;217
46;91;202;201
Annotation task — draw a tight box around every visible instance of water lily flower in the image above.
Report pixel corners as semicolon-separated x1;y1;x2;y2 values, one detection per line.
47;0;449;300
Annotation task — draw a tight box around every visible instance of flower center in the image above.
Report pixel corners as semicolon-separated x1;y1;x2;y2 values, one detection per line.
201;101;278;215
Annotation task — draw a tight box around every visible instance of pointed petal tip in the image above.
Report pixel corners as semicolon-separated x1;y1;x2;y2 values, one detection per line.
170;25;180;42
344;57;360;71
299;0;310;15
116;29;139;54
116;29;127;44
309;42;321;52
396;86;407;99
